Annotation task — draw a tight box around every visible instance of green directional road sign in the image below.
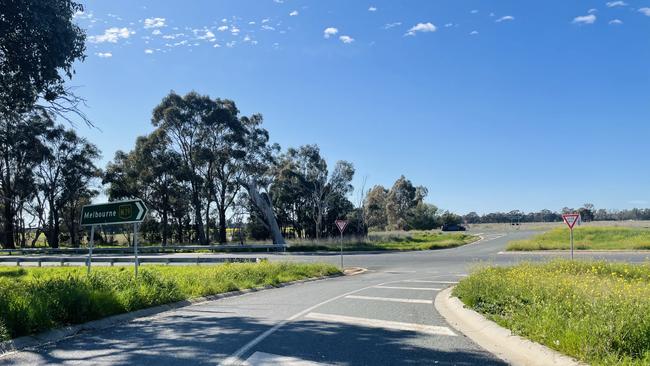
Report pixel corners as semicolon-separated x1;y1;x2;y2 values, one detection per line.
81;199;148;226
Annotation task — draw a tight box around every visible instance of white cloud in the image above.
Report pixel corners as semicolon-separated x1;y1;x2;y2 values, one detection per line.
339;35;354;43
144;17;165;29
609;19;623;24
196;30;215;40
470;30;479;35
73;10;93;20
144;49;153;54
217;25;229;32
606;1;627;7
639;7;650;16
96;52;112;58
384;22;402;29
572;14;596;24
368;6;377;12
289;10;299;16
89;27;133;43
405;22;436;36
323;27;339;38
496;15;514;23
152;29;161;35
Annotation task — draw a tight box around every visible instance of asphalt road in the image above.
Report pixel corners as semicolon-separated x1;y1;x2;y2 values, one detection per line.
2;229;648;365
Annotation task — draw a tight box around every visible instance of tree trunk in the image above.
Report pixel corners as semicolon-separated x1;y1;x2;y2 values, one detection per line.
2;202;16;249
161;209;169;246
205;200;211;244
242;180;285;245
218;206;227;244
192;191;206;245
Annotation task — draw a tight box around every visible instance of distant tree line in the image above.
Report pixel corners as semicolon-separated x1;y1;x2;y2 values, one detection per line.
462;203;650;224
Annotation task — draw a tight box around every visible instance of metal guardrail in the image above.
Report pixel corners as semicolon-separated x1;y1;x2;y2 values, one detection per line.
0;256;261;267
0;244;286;256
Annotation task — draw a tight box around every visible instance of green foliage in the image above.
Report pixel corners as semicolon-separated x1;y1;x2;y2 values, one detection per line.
0;0;86;115
0;262;339;341
454;260;650;365
287;231;478;251
507;226;650;251
364;185;389;230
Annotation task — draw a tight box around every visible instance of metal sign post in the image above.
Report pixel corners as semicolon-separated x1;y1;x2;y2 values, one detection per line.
562;213;580;260
87;225;95;275
335;220;349;270
134;222;139;277
81;199;148;277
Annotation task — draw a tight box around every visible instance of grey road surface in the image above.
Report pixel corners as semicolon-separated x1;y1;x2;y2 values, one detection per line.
1;229;647;365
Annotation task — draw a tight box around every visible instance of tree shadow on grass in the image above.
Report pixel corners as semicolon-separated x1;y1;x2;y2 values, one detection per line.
1;312;505;366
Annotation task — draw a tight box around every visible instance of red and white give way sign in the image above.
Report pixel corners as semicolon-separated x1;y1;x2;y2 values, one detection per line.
562;214;581;229
335;220;349;234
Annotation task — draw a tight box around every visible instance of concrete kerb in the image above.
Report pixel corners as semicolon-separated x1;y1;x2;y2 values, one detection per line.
434;286;586;366
0;269;366;358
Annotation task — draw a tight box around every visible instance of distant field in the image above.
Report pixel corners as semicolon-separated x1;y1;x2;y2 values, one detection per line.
286;231;479;252
507;226;650;251
454;260;650;365
0;262;339;341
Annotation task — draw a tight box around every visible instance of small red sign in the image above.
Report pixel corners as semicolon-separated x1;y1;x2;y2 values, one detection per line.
335;220;349;234
562;214;581;229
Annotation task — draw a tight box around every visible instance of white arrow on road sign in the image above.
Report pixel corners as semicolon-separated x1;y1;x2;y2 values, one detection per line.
136;201;145;220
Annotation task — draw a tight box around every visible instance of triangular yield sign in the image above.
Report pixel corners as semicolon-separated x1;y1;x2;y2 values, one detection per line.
335;220;349;233
562;214;580;229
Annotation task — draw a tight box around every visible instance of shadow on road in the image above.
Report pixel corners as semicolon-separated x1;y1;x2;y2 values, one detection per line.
2;312;505;365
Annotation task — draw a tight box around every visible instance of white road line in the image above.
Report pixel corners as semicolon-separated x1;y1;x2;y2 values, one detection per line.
345;295;432;304
402;280;458;284
374;286;440;291
305;312;456;336
220;280;396;366
244;352;329;366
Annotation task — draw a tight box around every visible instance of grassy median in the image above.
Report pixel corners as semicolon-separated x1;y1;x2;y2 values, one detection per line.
507;226;650;251
454;260;650;365
0;262;339;341
288;231;479;252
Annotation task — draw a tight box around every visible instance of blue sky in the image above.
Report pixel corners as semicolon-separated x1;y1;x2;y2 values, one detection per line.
70;0;650;214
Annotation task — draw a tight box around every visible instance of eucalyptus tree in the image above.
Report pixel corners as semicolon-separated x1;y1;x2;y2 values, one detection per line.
198;99;247;244
151;91;223;245
36;124;100;247
385;176;427;230
0;110;51;248
282;145;355;240
104;130;187;245
237;114;285;244
364;185;389;230
0;0;88;124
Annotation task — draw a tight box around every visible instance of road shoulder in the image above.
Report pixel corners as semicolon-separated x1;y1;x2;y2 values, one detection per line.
434;287;585;366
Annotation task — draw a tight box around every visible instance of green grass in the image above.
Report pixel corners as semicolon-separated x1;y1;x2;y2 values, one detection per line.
287;231;479;252
507;226;650;251
0;262;339;341
454;260;650;365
